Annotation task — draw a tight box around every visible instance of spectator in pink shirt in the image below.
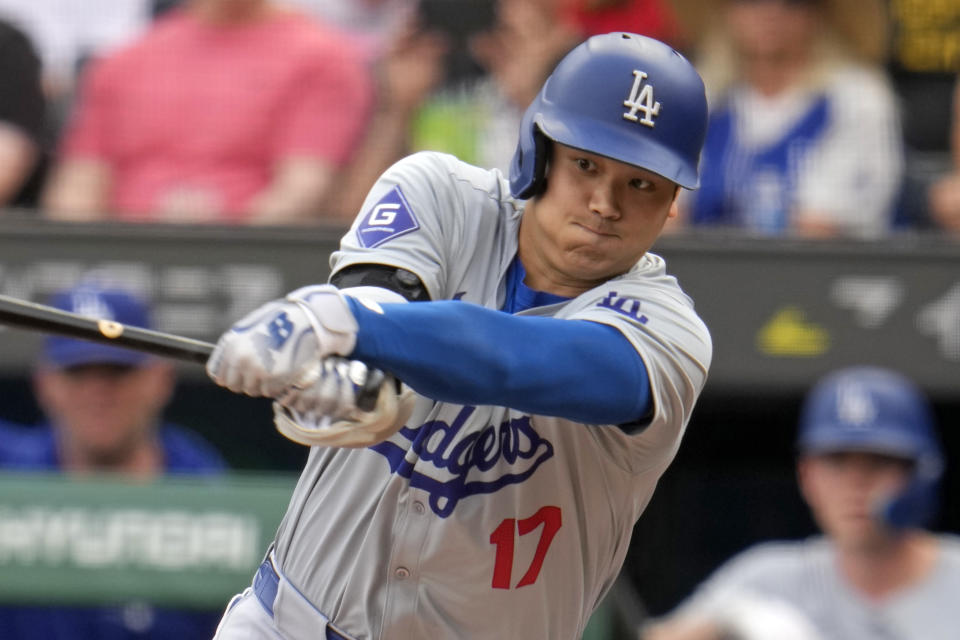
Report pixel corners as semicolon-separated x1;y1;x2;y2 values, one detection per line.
42;0;374;225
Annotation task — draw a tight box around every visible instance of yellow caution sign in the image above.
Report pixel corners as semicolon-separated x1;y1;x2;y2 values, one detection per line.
756;306;830;357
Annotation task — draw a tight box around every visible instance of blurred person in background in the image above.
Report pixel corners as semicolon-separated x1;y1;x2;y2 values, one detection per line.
314;3;451;218
0;283;226;639
642;366;960;640
0;0;151;141
286;0;417;58
885;0;960;230
674;0;903;238
452;0;582;171
560;0;683;44
328;0;579;219
411;0;684;176
346;0;680;202
928;77;960;234
235;0;688;219
317;0;688;218
0;18;48;210
141;0;435;220
41;0;374;225
153;0;417;59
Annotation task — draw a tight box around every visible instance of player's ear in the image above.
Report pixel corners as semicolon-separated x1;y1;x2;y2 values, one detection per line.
142;361;176;409
31;365;67;418
796;456;815;504
667;186;680;219
31;367;55;410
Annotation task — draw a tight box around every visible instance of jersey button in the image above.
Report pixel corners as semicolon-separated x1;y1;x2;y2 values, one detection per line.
412;501;425;515
394;567;411;580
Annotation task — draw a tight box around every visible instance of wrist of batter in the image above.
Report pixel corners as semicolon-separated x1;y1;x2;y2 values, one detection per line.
343;295;397;362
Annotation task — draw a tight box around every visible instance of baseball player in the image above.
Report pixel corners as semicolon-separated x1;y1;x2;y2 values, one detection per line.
207;32;711;640
643;366;960;640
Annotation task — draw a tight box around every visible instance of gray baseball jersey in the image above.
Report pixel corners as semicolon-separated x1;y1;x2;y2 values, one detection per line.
271;151;711;639
665;535;960;640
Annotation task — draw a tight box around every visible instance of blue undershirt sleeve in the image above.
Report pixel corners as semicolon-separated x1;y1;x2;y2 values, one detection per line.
347;299;652;425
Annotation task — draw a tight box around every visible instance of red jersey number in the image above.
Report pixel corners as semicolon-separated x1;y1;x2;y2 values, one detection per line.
489;506;562;589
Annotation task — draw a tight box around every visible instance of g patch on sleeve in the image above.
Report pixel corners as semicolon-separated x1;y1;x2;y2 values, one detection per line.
357;186;420;248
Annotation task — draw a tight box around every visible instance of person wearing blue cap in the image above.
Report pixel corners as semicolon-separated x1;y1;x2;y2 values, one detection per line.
642;366;960;640
0;284;227;639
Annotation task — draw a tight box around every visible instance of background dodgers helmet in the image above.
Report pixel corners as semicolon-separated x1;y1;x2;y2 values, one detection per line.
509;32;708;199
797;366;945;529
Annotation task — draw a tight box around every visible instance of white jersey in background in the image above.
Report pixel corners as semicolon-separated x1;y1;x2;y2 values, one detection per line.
663;535;960;640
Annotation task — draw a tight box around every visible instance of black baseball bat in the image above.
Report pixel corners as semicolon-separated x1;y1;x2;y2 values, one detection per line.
0;293;383;411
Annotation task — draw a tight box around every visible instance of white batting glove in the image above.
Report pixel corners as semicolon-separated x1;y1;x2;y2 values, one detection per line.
206;284;359;399
278;357;371;416
273;377;416;448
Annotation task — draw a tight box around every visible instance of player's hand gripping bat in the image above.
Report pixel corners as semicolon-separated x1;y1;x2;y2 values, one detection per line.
0;293;410;446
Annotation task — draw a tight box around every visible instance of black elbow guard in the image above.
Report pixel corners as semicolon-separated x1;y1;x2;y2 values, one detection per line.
330;264;431;302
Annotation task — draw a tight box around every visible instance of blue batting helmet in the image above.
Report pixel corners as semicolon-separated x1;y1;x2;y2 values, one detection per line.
797;366;944;529
509;32;708;199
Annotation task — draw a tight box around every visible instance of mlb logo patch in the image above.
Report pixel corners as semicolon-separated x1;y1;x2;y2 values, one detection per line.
357;186;420;249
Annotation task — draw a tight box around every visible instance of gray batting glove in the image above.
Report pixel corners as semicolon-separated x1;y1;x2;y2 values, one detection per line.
273;377;416;448
278;357;369;416
206;284;358;399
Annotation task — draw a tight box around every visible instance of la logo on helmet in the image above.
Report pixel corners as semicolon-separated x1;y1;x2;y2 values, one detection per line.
623;70;661;128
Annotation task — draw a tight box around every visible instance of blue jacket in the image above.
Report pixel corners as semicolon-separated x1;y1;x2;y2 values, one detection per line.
0;419;227;640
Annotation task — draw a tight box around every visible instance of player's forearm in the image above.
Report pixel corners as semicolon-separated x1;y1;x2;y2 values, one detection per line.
41;158;112;220
245;157;336;225
347;299;651;424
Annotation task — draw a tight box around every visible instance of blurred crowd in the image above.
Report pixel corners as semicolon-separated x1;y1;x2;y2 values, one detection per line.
0;0;956;236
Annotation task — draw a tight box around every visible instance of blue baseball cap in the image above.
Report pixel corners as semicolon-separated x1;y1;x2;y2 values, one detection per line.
796;366;940;461
42;285;153;369
797;367;945;529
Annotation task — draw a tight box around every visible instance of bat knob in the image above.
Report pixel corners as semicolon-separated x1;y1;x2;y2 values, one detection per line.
358;368;386;412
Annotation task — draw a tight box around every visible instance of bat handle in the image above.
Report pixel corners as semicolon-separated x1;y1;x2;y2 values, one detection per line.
289;357;385;413
0;292;386;411
357;368;386;412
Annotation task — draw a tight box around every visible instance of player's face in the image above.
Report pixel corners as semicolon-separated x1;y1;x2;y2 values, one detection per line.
519;144;679;296
726;0;820;62
798;451;913;551
33;363;174;469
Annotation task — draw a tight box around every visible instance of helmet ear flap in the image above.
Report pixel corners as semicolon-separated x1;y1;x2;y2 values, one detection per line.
512;126;551;200
526;132;551;200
